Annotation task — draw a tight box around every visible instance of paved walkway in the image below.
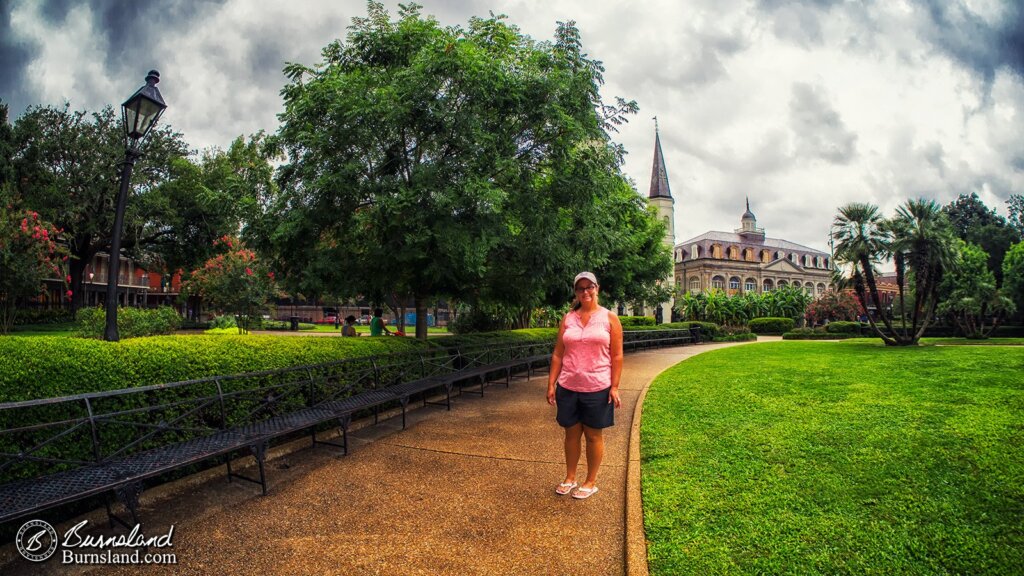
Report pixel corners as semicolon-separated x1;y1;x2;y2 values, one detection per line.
11;341;756;576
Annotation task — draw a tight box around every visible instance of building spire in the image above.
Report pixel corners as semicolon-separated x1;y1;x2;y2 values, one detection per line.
649;124;672;199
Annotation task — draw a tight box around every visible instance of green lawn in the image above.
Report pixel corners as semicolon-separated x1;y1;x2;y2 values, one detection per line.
5;322;78;337
641;341;1024;575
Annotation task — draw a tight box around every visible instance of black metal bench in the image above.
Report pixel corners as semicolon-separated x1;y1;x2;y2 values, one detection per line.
0;342;551;530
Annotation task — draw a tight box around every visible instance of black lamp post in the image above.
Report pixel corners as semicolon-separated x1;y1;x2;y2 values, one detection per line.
104;70;167;341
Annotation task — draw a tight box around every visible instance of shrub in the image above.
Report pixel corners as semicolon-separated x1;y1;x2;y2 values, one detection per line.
748;317;795;335
619;316;656;327
825;321;862;334
713;332;758;342
210;315;237;330
662;321;721;338
782;328;859;340
76;306;182;339
13;307;74;325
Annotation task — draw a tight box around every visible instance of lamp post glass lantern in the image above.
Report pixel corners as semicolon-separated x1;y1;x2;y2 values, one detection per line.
104;70;167;341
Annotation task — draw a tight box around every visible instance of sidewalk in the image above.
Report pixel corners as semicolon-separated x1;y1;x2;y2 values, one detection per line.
13;341;752;576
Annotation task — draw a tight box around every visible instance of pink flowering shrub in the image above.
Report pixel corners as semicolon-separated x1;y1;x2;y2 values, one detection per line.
182;236;278;334
0;199;69;333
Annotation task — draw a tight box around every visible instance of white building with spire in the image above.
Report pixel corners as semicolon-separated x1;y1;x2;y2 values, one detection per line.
646;126;675;322
644;128;832;309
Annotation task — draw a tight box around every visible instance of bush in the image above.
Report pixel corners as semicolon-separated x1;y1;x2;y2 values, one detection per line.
713;332;758;342
825;321;863;334
748;317;795;335
13;307;74;325
210;315;237;330
782;328;859;340
76;306;182;339
619;316;656;327
663;321;721;338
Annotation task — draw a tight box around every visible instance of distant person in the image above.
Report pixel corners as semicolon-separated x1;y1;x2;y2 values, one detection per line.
369;308;391;337
334;314;341;330
546;272;623;500
342;315;358;337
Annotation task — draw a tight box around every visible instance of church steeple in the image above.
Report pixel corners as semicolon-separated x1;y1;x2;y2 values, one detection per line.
649;122;672;199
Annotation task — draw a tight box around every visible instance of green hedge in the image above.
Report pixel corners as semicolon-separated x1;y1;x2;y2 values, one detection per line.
783;328;859;340
76;306;182;339
713;332;758;342
748;317;796;335
663;321;721;338
619;316;656;327
13;307;74;325
825;321;864;334
0;335;427;403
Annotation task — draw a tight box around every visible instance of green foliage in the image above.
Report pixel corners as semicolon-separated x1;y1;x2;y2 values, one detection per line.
263;3;666;338
0;334;425;403
76;306;182;339
943;192;1020;284
748;317;795;334
782;327;856;339
619;316;656;327
712;331;757;342
676;287;811;326
182;236;278;333
0;191;69;333
209;315;237;330
641;343;1024;574
11;104;190;312
1004;241;1024;314
825;321;863;334
1008;194;1024;239
938;242;1016;338
12;307;73;325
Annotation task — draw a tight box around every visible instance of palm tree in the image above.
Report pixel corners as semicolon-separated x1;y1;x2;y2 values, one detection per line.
832;202;898;344
888;198;959;342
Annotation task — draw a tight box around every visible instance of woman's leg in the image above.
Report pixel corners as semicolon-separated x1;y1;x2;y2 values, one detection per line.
563;423;584;482
580;425;604;489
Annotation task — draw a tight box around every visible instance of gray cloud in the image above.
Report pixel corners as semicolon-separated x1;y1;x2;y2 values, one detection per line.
0;0;34;113
919;0;1024;80
788;82;857;164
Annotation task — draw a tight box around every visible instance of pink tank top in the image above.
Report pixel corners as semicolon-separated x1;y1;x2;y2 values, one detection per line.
558;307;612;393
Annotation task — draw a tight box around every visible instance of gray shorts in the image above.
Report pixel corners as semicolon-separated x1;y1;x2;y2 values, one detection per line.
555;384;614;429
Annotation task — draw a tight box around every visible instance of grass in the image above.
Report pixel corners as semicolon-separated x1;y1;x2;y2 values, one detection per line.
641;341;1024;575
5;322;78;337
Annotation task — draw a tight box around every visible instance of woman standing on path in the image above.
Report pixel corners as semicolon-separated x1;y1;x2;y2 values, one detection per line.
546;272;624;499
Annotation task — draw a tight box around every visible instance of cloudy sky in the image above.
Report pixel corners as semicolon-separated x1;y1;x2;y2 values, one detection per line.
2;0;1022;252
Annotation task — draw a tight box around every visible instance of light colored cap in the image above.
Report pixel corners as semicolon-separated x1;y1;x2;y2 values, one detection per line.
574;271;599;287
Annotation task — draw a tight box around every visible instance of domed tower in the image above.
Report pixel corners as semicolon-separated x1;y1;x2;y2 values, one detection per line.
647;124;676;323
737;197;765;240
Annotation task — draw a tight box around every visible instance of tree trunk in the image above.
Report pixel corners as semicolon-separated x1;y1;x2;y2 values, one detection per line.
415;296;427;341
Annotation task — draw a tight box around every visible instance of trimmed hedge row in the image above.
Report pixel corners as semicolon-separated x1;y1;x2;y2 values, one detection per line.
748;317;795;335
0;329;560;403
619;316;656;327
782;328;860;340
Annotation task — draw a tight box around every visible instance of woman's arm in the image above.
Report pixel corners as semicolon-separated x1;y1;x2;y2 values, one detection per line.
608;312;624;408
547;316;568;405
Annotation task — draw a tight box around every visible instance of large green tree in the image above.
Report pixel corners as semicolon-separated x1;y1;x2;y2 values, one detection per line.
1007;194;1024;239
942;192;1019;285
937;242;1015;338
1003;241;1024;315
11;104;188;311
266;3;665;338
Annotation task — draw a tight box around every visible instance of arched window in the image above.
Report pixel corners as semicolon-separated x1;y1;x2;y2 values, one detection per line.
792;281;802;289
689;278;701;293
728;246;739;260
744;247;754;261
729;276;740;290
824;257;830;269
712;244;723;259
817;283;826;295
711;275;725;289
778;279;789;288
788;253;795;262
762;279;774;292
775;250;784;260
761;250;772;263
805;255;813;267
745;278;756;292
693;244;701;259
